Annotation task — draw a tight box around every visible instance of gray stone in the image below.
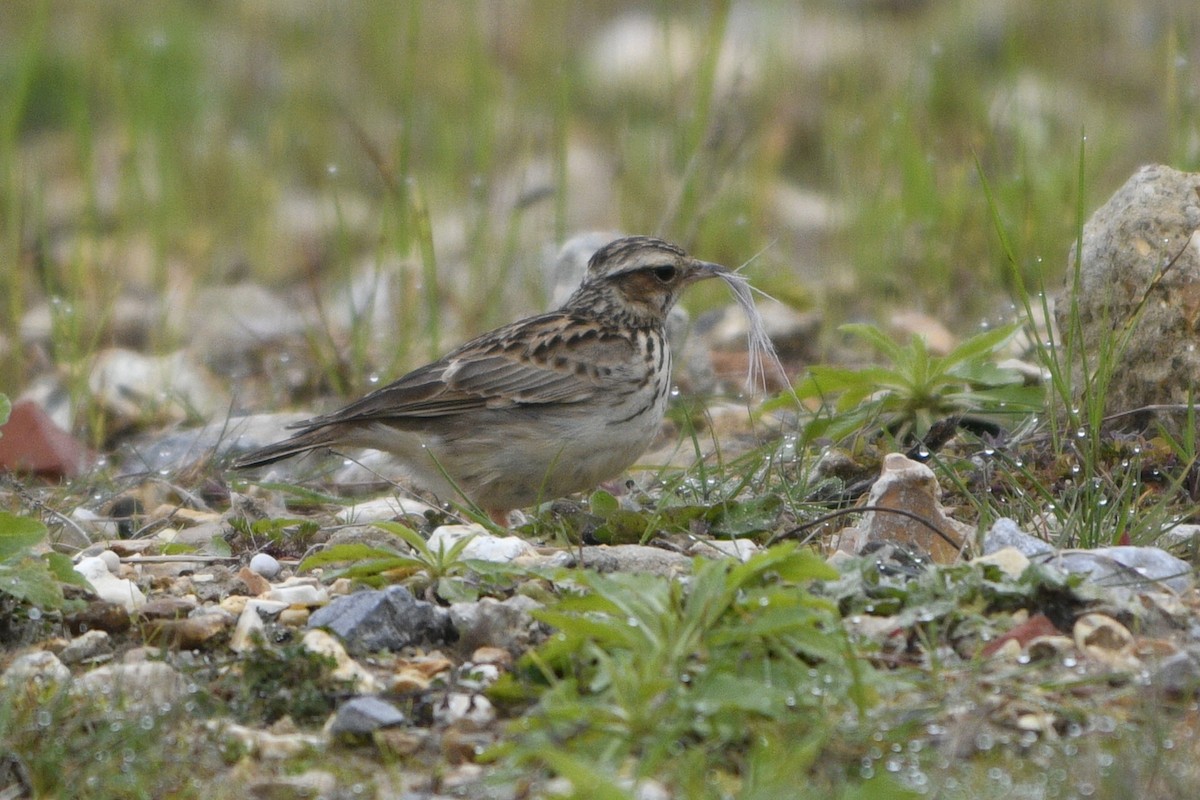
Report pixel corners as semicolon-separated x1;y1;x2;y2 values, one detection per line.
1048;546;1194;593
449;595;544;655
1055;164;1200;425
308;585;453;654
982;518;1053;557
328;696;406;736
58;630;113;665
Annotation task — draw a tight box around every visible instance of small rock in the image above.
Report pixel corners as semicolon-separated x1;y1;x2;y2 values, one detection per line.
300;630;380;693
1053;546;1194;593
136;597;197;620
248;553;281;580
432;692;495;727
982;518;1053;557
334;495;435;525
972;546;1030;579
327;696;406;736
141;614;229;650
1;651;70;689
278;608;310;627
471;647;512;668
574;544;693;577
65;600;131;635
88;347;225;429
74;662;191;711
1055;164;1200;428
308;585;453;654
0;398;93;479
235;566;272;597
97;549;121;573
74;556;147;611
1025;635;1076;663
428;524;536;562
846;453;971;562
689;537;761;562
1073;613;1139;671
58;630;113;665
265;584;329;607
449;596;543;655
229;599;286;653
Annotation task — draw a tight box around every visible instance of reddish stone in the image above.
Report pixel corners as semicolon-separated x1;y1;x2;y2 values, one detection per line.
0;400;92;479
981;613;1061;658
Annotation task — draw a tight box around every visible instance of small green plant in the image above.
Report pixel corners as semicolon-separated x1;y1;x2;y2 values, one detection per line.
0;511;88;613
0;682;218;799
789;321;1042;444
212;640;353;726
299;520;475;590
494;544;889;794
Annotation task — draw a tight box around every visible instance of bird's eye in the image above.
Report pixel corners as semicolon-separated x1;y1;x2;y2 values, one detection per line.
651;265;678;283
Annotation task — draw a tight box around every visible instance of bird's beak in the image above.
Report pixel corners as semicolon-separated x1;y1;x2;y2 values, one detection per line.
690;260;728;282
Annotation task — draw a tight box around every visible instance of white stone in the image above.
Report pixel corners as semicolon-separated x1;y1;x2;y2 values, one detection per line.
229;604;267;653
74;556;146;610
432;692;495;726
335;495;435;524
690;538;761;562
428;524;535;562
2;651;70;688
248;552;281;579
97;549;121;573
265;584;328;607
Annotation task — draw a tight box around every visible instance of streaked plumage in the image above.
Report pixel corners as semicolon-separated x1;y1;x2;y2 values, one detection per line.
232;236;726;523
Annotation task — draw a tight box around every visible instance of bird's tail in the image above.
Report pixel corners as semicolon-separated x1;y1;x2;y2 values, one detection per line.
230;425;337;470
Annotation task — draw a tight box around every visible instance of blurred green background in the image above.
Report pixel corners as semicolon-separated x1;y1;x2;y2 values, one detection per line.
1;1;1196;404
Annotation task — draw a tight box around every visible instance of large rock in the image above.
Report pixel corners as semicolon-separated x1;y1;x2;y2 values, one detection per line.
1056;165;1200;426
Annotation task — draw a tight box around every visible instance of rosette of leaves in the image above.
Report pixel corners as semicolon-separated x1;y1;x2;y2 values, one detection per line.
790;322;1042;443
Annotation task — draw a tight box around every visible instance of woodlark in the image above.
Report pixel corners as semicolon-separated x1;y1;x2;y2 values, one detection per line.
233;236;727;524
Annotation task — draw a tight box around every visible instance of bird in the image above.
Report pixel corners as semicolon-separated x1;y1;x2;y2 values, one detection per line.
231;236;728;525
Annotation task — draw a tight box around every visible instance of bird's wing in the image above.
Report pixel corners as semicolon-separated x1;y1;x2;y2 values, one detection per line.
293;313;639;427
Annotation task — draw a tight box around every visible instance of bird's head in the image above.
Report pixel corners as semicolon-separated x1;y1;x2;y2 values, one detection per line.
568;236;725;322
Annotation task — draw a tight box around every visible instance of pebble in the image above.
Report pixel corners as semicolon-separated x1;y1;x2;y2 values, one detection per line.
432;692;495;726
689;537;761;562
449;595;542;654
58;630;114;665
97;549;122;573
301;630;380;693
327;696;406;736
428;524;536;562
235;566;271;597
1;651;71;688
972;546;1031;579
248;552;281;580
278;608;310;628
308;585;452;654
228;598;287;653
265;583;328;607
1073;613;1139;671
74;555;147;611
335;495;435;524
